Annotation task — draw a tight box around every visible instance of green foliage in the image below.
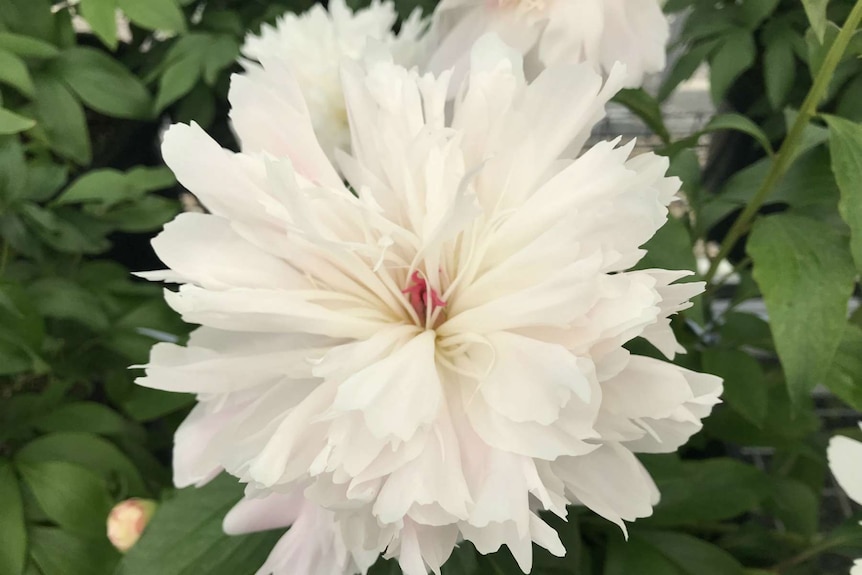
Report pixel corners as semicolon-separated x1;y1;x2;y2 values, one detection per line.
115;475;284;575
824;114;862;272
748;214;856;404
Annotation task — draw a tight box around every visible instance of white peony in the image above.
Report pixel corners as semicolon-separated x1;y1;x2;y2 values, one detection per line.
240;0;426;162
138;34;721;575
827;426;862;575
426;0;669;88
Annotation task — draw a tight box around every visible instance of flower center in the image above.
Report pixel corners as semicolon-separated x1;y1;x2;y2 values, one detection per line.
402;271;447;328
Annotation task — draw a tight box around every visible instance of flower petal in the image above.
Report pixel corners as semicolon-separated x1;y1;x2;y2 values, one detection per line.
828;433;862;506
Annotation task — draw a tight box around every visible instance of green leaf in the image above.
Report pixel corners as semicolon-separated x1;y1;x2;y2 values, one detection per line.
122;387;195;422
79;0;118;50
824;114;862;273
0;49;35;97
0;461;27;575
719;312;774;351
736;0;780;29
33;402;130;436
30;277;110;330
125;166;176;191
638;531;746;575
55;166;174;207
806;24;841;82
0;32;59;58
612;88;670;144
18;461;113;538
23;160;67;202
635;215;697;273
0;0;55;43
28;527;119;575
118;0;186;34
115;474;282;575
0;283;45;374
174;82;216;127
0;135;26;202
54;169;132;206
763;21;798;109
765;478;819;537
709;29;756;103
703;113;774;156
747;214;856;404
202;34;239;86
659;39;721;102
154;55;202;112
198;10;243;35
644;458;771;525
605;535;684;575
31;72;91;165
801;0;829;43
105;195;179;232
20;204;110;254
702;348;767;427
16;432;148;496
56;47;152;119
823;323;862;411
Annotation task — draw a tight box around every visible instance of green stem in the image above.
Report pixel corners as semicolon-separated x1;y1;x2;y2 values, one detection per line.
704;0;862;284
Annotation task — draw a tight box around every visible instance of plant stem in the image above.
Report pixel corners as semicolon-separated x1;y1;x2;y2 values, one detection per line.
704;0;862;284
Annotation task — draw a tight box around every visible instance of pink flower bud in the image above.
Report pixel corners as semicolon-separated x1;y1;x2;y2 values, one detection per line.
106;498;157;552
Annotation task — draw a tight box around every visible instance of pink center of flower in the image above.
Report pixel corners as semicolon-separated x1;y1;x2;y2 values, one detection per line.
402;271;446;326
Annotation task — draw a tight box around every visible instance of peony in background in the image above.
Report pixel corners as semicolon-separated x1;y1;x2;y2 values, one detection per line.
1;1;862;575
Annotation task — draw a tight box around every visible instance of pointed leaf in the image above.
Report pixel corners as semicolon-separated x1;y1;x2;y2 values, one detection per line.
709;29;756;103
702;348;767;427
824;114;862;273
117;0;186;34
823;323;862;411
748;214;856;404
56;47;151;119
28;528;118;575
0;48;34;97
18;461;112;538
115;474;281;575
0;32;59;58
801;0;829;42
31;72;91;165
79;0;119;50
16;432;148;496
0;461;27;575
0;107;34;135
638;532;746;575
703;113;774;156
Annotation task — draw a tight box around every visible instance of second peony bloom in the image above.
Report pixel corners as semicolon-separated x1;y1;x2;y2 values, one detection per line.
138;32;722;575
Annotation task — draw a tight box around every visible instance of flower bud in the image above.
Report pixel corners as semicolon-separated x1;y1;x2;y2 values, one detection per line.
106;498;157;552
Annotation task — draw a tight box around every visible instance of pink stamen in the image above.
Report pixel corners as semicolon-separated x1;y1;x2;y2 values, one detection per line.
402;271;446;324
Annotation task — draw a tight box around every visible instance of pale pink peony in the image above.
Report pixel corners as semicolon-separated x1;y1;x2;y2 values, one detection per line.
426;0;669;88
240;0;426;162
138;34;721;575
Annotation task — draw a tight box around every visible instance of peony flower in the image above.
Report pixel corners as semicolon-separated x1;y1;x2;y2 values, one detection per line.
138;33;721;575
240;0;426;162
107;498;158;552
426;0;669;88
828;426;862;575
224;491;379;575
